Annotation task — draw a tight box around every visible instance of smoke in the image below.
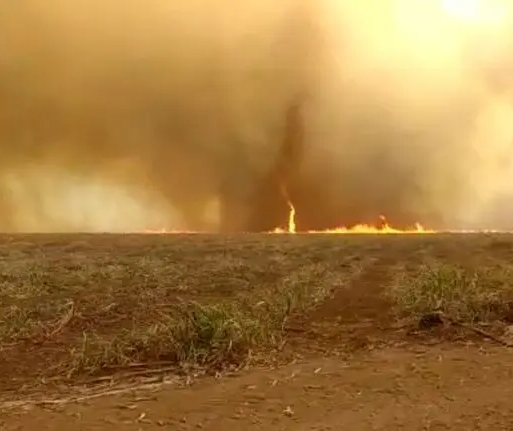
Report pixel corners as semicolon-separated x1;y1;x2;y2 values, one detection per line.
298;0;513;231
0;0;512;232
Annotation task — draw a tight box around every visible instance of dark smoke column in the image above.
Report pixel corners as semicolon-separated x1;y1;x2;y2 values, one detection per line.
244;97;306;232
217;95;344;233
216;97;307;233
217;0;321;233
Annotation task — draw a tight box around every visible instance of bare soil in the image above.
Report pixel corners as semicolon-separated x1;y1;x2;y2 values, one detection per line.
3;233;513;430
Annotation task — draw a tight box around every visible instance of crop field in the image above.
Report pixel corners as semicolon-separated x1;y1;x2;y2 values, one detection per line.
3;233;513;430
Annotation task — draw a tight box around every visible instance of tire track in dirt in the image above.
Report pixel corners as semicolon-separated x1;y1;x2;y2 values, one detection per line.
288;254;399;351
311;256;395;323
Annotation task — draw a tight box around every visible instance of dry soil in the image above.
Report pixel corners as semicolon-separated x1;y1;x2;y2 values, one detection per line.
2;233;513;430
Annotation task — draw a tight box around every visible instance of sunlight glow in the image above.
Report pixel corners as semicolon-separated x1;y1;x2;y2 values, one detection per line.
441;0;508;25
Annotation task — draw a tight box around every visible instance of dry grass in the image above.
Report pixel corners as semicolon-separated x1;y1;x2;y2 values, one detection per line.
390;260;513;324
4;233;513;392
64;267;337;376
0;233;366;384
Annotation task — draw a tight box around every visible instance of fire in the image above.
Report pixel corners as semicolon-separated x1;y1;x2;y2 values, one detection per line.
141;195;436;234
273;201;435;234
272;199;297;233
309;216;434;234
142;200;435;234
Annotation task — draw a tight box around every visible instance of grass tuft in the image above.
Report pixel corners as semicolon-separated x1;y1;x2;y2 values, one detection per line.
170;301;264;365
391;263;513;323
65;266;337;377
0;236;362;386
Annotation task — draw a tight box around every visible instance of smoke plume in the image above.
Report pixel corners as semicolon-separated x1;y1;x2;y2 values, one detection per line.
0;0;512;232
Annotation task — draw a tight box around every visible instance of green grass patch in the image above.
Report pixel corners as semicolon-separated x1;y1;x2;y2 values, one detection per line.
391;262;513;323
64;264;338;376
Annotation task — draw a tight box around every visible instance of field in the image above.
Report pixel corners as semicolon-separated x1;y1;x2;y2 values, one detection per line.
3;233;513;430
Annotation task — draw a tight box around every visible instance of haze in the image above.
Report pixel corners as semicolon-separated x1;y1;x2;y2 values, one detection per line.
0;0;512;232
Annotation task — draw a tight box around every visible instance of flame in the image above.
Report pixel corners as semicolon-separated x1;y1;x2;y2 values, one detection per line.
273;203;435;234
142;199;436;234
138;195;513;235
287;200;297;233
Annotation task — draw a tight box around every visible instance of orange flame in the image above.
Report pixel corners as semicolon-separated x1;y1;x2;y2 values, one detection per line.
273;202;434;234
140;195;437;234
142;200;435;234
272;201;297;233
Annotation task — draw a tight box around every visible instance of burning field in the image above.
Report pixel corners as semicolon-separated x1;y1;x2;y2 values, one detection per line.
4;1;513;429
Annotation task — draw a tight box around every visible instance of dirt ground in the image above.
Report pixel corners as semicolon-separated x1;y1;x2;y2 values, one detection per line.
3;233;513;430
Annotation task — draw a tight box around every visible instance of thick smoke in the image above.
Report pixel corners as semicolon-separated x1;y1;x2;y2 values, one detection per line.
0;0;512;232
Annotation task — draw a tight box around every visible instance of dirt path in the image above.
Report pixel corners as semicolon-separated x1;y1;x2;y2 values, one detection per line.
3;345;513;430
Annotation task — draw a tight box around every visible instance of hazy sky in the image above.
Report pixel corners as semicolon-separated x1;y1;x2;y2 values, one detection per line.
0;0;512;232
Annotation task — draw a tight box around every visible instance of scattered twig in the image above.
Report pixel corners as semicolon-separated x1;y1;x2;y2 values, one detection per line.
86;366;179;384
102;361;177;371
46;301;75;339
436;312;513;348
0;376;182;412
